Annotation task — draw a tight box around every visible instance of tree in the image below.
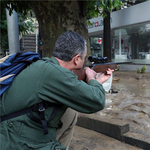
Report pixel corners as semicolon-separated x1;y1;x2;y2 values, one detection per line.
0;2;34;54
103;0;122;61
1;0;122;59
1;1;88;57
87;0;122;60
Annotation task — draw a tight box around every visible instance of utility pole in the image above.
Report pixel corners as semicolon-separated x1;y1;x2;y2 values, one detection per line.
6;9;20;54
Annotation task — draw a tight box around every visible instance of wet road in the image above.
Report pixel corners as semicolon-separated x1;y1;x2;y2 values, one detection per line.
69;126;143;150
99;71;150;137
69;71;150;150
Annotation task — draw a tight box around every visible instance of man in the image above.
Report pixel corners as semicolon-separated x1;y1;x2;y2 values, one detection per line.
0;31;113;150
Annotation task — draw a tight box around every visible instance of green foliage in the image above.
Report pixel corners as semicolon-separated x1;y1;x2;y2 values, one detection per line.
1;0;30;16
87;0;123;19
0;7;8;50
86;1;100;19
0;1;34;50
18;13;34;36
137;66;147;74
141;65;146;73
137;68;141;74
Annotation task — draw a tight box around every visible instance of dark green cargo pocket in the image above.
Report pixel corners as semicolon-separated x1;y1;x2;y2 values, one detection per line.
7;120;24;135
24;141;66;150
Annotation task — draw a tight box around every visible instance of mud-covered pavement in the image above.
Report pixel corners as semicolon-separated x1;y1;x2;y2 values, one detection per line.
69;126;143;150
69;71;150;150
103;71;150;137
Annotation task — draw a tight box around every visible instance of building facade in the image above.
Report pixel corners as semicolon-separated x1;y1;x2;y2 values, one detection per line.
88;1;150;65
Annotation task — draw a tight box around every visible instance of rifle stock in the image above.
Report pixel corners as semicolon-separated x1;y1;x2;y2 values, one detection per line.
92;64;117;72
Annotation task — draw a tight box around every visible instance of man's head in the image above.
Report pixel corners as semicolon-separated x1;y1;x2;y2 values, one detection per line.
52;31;87;70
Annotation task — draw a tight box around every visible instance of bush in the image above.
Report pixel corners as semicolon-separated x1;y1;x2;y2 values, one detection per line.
137;68;141;74
141;65;146;73
137;65;146;74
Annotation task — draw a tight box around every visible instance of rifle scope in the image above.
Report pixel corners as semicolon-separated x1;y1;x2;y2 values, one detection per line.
88;56;108;64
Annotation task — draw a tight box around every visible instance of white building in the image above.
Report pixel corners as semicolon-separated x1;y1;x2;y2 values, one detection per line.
88;0;150;65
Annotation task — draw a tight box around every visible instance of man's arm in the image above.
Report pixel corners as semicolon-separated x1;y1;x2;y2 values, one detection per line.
73;64;116;82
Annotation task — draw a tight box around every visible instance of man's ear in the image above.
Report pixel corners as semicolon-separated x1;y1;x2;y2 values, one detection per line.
73;54;80;65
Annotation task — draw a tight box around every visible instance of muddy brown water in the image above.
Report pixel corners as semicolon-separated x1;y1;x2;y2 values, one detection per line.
98;71;150;138
69;71;149;150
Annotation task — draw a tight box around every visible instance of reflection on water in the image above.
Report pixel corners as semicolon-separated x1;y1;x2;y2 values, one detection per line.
99;74;150;137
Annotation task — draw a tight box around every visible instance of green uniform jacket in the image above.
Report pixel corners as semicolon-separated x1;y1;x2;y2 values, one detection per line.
0;57;105;150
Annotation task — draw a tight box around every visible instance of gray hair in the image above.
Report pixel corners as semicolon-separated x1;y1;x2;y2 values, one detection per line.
52;31;86;61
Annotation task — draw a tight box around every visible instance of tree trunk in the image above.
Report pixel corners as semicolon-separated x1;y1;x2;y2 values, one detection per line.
29;1;89;57
103;11;111;61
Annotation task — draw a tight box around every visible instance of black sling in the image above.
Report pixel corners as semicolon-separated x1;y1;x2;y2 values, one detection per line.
0;102;60;135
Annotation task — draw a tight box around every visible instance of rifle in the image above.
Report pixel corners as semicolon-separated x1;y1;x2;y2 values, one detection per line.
73;56;131;81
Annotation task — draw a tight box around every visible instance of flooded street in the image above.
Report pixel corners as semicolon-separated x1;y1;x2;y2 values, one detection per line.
69;71;150;150
112;76;150;98
70;71;150;150
99;71;150;137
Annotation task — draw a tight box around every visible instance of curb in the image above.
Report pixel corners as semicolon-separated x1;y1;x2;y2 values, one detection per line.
123;132;150;150
76;114;150;150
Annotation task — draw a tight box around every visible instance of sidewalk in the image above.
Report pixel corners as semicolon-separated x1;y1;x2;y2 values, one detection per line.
69;126;143;150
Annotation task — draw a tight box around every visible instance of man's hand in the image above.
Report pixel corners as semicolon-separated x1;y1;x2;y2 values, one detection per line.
96;68;114;84
84;67;97;83
79;67;114;84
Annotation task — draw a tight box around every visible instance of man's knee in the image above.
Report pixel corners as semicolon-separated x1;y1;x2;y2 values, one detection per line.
61;108;78;128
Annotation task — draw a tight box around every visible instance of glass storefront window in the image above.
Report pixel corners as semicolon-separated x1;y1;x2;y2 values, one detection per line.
90;37;103;57
111;29;130;59
89;22;150;64
111;22;150;63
